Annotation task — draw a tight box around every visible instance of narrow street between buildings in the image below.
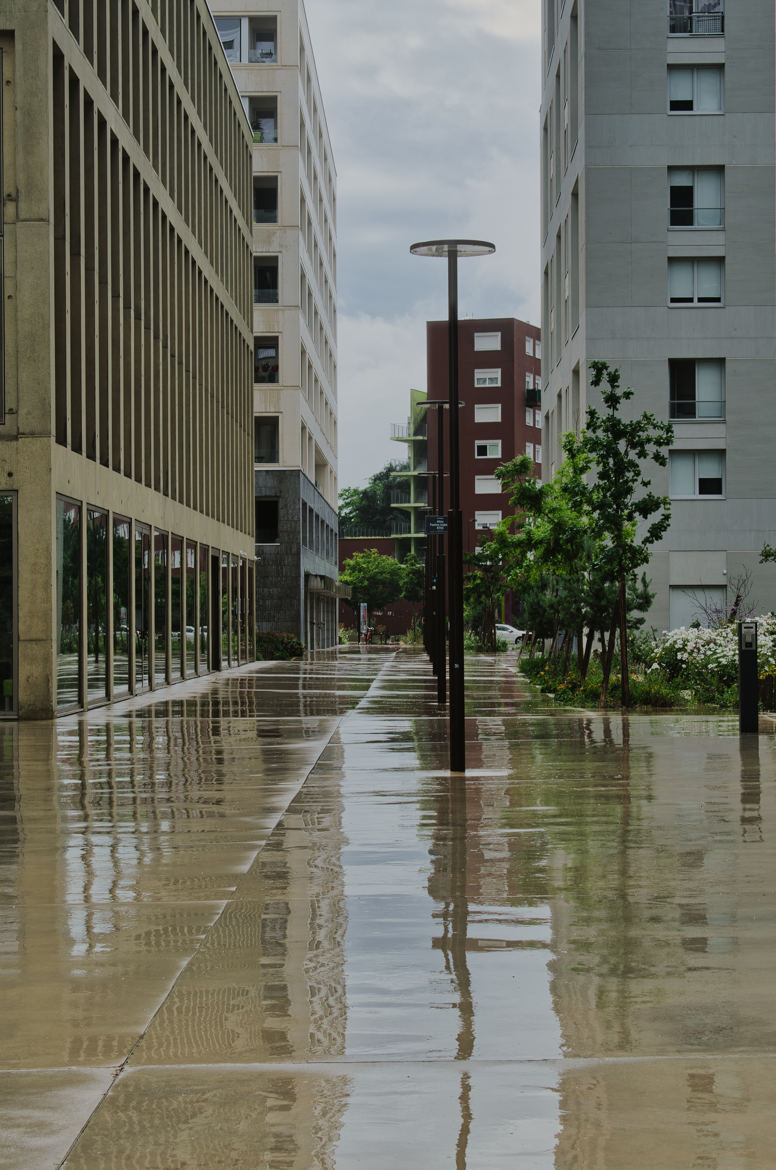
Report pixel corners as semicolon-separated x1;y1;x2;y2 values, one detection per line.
2;646;776;1168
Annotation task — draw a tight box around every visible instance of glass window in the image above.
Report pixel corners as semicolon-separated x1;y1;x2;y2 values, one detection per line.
153;530;168;687
536;444;543;463
535;409;542;428
0;494;15;713
669;167;724;227
474;369;501;387
668;0;723;36
254;416;279;463
669;65;723;112
525;407;534;426
246;96;278;143
185;542;196;677
473;332;501;351
198;545;209;672
670;450;725;496
253;175;278;223
526;442;534;458
525;372;534;389
134;525;151;690
669;358;724;419
474;403;501;424
475;440;502;459
248;15;277;62
86;508;108;702
668;257;723;304
535;341;542;359
112;517;130;696
525;337;534;355
214;17;241;63
254;256;279;303
56;497;81;710
474;511;502;529
254;336;279;383
170;534;182;682
474;476;501;494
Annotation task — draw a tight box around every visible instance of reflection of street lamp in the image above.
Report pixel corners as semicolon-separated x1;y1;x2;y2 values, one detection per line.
410;239;495;773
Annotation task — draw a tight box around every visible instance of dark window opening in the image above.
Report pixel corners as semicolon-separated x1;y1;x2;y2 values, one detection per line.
254;176;278;223
254;256;279;303
254;417;279;464
256;499;279;544
254;336;279;383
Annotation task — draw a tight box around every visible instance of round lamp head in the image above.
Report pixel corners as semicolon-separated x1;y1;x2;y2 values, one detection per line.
410;238;496;259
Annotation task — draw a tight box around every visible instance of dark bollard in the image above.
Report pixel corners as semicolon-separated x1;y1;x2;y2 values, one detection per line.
738;620;759;734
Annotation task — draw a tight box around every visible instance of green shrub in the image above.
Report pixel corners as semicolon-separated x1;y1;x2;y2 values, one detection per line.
256;631;304;660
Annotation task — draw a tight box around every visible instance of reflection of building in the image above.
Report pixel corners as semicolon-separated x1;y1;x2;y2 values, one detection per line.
541;0;776;629
0;1;257;718
424;318;543;556
209;0;341;649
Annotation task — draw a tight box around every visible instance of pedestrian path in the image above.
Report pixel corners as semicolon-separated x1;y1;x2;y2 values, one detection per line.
2;647;776;1167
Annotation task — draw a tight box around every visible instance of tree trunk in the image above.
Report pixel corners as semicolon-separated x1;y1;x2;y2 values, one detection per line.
618;572;631;708
599;605;619;709
580;629;594;683
563;631;573;678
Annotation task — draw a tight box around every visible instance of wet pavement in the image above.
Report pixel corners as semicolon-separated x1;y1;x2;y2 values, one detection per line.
2;647;776;1167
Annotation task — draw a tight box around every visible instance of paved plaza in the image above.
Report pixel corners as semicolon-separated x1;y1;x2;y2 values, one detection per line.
2;646;776;1167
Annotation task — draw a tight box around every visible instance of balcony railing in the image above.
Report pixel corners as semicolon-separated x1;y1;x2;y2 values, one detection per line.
526;386;541;405
669;9;724;35
669;205;724;228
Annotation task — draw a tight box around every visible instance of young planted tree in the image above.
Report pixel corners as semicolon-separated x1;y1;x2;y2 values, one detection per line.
340;548;403;628
567;361;674;707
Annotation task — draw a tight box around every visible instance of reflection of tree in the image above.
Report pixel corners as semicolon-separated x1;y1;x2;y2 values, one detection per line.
86;512;107;663
58;504;80;654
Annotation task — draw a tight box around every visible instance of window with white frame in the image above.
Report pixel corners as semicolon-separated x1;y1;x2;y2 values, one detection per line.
670;450;725;497
475;510;502;530
474;403;501;424
525;407;534;426
475;369;501;387
668;257;723;304
525;337;534;355
535;375;542;390
474;332;501;351
535;340;542;359
475;475;501;494
535;409;542;428
475;440;502;459
668;65;723;112
669;358;724;419
536;444;543;463
669;167;724;227
525;372;534;389
525;442;534;458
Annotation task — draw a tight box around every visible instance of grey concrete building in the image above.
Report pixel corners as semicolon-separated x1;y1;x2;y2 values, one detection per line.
209;0;341;649
0;0;258;718
541;0;776;630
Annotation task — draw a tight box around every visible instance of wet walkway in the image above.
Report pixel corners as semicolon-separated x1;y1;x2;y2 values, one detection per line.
2;647;776;1167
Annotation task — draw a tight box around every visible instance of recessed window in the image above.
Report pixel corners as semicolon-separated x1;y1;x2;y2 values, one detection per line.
475;475;501;494
246;96;277;143
535;341;542;359
474;332;501;352
535;375;542;390
255;498;279;543
248;15;277;62
670;450;725;497
525;372;534;389
474;369;501;387
536;444;543;463
669;358;724;419
525;337;534;355
668;0;724;36
525;407;534;426
525;442;534;458
254;416;279;464
254;336;279;383
535;409;542;428
474;403;501;424
669;167;724;228
254;256;279;303
214;17;241;63
669;65;723;112
668;258;723;304
475;510;502;530
254;176;278;223
475;440;502;459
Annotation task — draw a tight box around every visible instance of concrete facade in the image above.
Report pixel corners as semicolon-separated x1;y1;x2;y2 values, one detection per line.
541;0;776;630
209;0;340;648
0;0;257;718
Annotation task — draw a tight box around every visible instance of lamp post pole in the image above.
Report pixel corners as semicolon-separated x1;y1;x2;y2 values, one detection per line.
410;239;495;774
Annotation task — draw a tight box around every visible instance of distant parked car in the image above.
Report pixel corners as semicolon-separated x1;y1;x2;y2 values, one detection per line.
495;623;525;645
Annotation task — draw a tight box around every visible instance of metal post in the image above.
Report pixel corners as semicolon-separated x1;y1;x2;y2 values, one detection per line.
446;248;465;772
436;402;446;705
738;620;759;734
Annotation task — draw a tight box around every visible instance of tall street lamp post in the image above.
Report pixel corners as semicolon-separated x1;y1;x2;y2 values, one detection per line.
410;239;495;774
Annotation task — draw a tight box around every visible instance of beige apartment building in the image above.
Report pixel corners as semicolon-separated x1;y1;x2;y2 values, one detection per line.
0;0;257;718
209;0;341;649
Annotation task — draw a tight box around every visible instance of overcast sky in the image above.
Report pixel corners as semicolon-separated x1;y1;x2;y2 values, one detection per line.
305;0;542;489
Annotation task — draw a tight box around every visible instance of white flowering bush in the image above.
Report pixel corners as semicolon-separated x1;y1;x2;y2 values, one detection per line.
649;614;776;701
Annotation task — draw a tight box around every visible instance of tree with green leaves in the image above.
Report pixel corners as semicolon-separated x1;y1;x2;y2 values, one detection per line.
340;548;403;626
338;460;410;534
399;552;425;603
567;361;674;707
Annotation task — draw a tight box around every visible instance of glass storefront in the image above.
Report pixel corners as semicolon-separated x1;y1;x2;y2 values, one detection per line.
0;494;15;714
112;517;131;695
134;524;151;691
185;541;196;677
86;507;108;702
154;530;168;687
221;553;230;666
170;534;183;682
199;544;209;671
56;497;81;710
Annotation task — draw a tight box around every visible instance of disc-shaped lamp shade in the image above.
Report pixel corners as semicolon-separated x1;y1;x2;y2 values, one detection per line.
410;239;496;259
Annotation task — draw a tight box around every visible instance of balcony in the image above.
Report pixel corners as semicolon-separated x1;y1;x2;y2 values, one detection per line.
526;386;541;406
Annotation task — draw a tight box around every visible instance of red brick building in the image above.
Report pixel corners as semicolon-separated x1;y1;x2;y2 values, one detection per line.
426;317;542;555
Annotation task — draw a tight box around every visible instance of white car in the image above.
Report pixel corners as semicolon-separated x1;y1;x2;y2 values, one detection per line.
495;623;525;645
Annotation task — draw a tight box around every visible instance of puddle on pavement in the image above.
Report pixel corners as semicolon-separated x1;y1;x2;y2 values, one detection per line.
2;648;776;1166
